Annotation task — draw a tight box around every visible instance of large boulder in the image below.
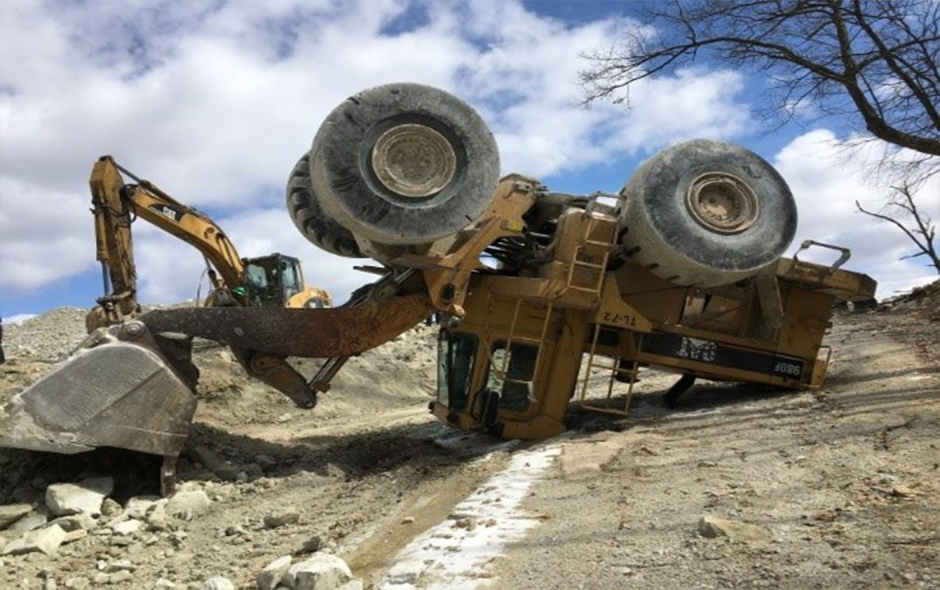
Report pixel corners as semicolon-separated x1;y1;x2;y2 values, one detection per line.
45;477;114;517
282;553;353;590
204;578;235;590
165;490;211;519
257;555;292;590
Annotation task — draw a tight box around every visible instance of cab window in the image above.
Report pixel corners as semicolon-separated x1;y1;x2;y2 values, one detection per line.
486;341;537;412
437;331;478;411
244;264;269;289
244;263;275;306
280;260;301;297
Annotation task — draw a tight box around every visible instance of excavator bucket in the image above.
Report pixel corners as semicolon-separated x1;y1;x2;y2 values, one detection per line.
0;322;197;491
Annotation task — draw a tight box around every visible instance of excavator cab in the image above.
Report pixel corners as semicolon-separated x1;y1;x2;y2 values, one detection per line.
242;254;329;309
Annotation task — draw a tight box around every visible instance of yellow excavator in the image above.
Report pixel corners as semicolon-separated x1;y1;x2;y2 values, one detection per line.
86;155;330;333
0;84;876;493
80;156;333;431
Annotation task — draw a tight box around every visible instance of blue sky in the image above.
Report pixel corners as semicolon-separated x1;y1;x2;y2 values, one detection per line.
1;0;936;321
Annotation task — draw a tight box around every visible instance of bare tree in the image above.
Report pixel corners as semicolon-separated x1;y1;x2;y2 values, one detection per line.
580;0;940;274
856;184;940;275
581;0;939;155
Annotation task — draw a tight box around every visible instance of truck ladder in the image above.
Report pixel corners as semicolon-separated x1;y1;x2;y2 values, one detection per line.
486;296;554;399
576;323;637;417
564;209;618;296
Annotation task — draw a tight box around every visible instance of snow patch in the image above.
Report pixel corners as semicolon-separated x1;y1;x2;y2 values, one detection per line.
379;443;561;590
432;431;520;457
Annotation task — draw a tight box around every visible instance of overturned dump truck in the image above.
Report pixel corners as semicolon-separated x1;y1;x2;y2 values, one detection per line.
0;83;875;493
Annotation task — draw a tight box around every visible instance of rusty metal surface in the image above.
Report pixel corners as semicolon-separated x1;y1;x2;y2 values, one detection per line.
139;293;434;358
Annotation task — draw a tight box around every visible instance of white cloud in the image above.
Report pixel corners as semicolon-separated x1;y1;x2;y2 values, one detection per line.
774;129;939;298
4;313;38;324
2;0;759;305
0;176;94;290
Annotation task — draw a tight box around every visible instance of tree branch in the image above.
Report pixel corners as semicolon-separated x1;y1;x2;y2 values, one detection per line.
580;0;940;157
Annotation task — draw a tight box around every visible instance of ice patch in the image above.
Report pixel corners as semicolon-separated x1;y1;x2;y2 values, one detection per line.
378;443;561;590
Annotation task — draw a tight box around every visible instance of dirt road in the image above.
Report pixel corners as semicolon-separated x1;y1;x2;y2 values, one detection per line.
487;310;939;590
0;304;937;590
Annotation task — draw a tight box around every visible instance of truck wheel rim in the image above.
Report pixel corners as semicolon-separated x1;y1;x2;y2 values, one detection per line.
371;124;457;198
686;172;759;234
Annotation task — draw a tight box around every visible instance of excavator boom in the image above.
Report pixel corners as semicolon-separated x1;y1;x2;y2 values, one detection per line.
89;156;245;329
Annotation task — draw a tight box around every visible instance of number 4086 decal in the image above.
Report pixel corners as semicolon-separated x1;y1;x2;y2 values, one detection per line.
773;360;803;377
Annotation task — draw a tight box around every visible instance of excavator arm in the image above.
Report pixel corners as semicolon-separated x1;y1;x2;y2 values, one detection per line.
86;156;320;427
88;156;245;331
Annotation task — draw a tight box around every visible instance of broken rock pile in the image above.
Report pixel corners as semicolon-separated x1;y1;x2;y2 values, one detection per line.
1;475;365;590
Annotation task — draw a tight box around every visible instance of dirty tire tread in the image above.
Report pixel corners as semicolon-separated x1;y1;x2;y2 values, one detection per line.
308;83;500;245
287;154;365;258
619;139;797;287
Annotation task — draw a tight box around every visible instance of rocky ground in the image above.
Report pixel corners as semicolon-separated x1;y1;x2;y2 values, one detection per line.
0;291;937;590
491;307;940;590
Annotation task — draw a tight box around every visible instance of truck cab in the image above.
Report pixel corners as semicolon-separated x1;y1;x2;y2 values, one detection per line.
432;207;877;441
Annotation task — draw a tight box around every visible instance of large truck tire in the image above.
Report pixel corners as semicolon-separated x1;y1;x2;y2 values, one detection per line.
308;83;500;246
287;153;365;258
619;139;797;287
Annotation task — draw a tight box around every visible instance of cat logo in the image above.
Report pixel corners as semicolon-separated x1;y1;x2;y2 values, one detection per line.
677;337;717;363
149;204;184;223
